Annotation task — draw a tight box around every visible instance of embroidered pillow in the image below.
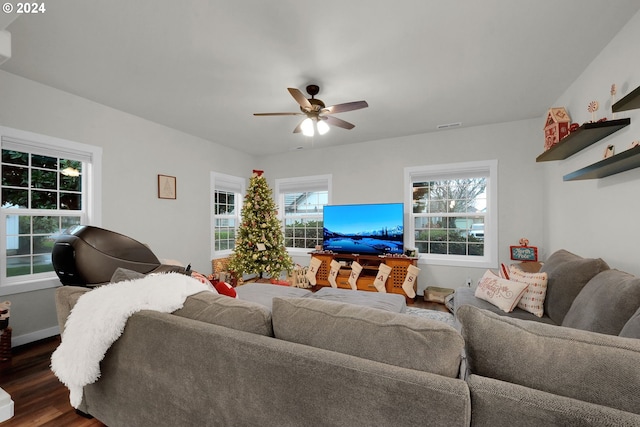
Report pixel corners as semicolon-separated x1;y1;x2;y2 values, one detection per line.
190;271;218;293
474;270;529;313
509;266;548;318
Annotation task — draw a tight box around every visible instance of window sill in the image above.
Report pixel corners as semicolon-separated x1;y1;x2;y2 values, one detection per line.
418;254;497;269
0;276;61;296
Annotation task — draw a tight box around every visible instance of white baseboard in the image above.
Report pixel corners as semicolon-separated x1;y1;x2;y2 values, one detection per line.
0;388;14;422
11;326;60;347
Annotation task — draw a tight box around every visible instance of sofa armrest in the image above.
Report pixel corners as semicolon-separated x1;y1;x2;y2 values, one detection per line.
55;286;90;335
458;305;640;415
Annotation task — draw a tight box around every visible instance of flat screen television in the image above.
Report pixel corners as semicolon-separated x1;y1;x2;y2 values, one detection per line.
322;203;404;255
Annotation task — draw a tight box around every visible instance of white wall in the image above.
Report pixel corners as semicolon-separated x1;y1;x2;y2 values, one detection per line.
258;118;546;293
0;70;256;344
543;10;640;277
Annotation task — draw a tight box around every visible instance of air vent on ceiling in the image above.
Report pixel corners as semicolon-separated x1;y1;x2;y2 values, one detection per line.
436;122;462;130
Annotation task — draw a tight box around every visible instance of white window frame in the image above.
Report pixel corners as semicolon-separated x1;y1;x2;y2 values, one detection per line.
210;172;245;260
1;126;102;295
275;174;332;256
404;159;498;268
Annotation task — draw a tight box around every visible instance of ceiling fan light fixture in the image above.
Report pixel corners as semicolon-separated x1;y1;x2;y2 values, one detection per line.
317;119;330;135
301;118;314;136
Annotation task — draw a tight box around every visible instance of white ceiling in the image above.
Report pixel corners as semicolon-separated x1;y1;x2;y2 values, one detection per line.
2;0;640;156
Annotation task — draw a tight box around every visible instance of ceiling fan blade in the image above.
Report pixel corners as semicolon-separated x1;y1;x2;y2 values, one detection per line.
322;100;368;114
254;112;302;116
323;115;355;130
288;88;312;111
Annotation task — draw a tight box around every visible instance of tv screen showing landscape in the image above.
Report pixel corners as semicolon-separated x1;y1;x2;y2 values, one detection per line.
322;203;404;255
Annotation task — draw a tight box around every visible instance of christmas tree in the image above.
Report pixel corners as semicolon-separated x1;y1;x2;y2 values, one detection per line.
227;170;294;280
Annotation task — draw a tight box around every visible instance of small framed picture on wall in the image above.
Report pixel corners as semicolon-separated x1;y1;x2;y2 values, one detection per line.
158;174;177;199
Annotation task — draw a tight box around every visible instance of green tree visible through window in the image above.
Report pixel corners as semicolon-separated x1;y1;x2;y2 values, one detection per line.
413;178;487;256
2;149;83;278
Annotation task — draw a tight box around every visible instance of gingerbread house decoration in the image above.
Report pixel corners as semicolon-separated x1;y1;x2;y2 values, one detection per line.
543;107;571;151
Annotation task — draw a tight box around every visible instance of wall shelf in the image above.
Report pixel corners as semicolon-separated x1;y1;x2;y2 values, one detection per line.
536;118;631;162
612;85;640;113
563;145;640;181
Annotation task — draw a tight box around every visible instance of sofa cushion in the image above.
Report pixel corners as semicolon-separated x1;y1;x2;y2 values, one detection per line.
474;270;529;313
272;297;464;378
539;249;609;324
452;287;556;324
172;291;273;336
620;306;640;339
234;283;312;310
561;269;640;335
307;287;407;313
457;304;640;415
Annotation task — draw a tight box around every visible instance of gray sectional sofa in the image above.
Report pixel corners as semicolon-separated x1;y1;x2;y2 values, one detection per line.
55;285;471;427
53;249;640;426
452;249;640;336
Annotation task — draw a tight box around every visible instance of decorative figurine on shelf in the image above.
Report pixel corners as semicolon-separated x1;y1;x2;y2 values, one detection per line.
631;141;640;149
588;100;599;122
611;84;617;119
510;238;538;262
543;107;571;151
604;145;615;159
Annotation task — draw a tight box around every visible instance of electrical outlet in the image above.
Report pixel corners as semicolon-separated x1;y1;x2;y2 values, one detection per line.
466;277;472;287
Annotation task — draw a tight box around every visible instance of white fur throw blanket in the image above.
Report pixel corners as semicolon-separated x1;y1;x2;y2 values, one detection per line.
51;273;209;408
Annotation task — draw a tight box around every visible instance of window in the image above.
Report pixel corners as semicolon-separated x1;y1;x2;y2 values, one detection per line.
1;126;102;293
211;172;245;258
404;160;497;268
275;175;331;253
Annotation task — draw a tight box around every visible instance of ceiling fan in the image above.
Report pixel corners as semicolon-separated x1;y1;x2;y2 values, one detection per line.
254;85;368;136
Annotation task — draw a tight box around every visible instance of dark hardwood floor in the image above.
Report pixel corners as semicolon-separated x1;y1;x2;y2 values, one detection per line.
0;336;105;427
0;295;446;426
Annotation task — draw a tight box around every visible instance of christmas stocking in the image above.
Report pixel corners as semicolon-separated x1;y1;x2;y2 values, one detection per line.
373;263;392;293
306;257;323;286
402;265;420;298
348;262;363;290
328;260;341;288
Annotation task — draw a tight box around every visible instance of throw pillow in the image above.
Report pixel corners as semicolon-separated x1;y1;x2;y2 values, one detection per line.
509;266;548;318
561;269;640;335
620;306;640;339
190;271;218;293
214;281;237;298
110;267;145;283
539;249;609;324
474;270;529;313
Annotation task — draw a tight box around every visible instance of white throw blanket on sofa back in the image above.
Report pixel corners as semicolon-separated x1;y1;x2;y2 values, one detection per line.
51;273;209;408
